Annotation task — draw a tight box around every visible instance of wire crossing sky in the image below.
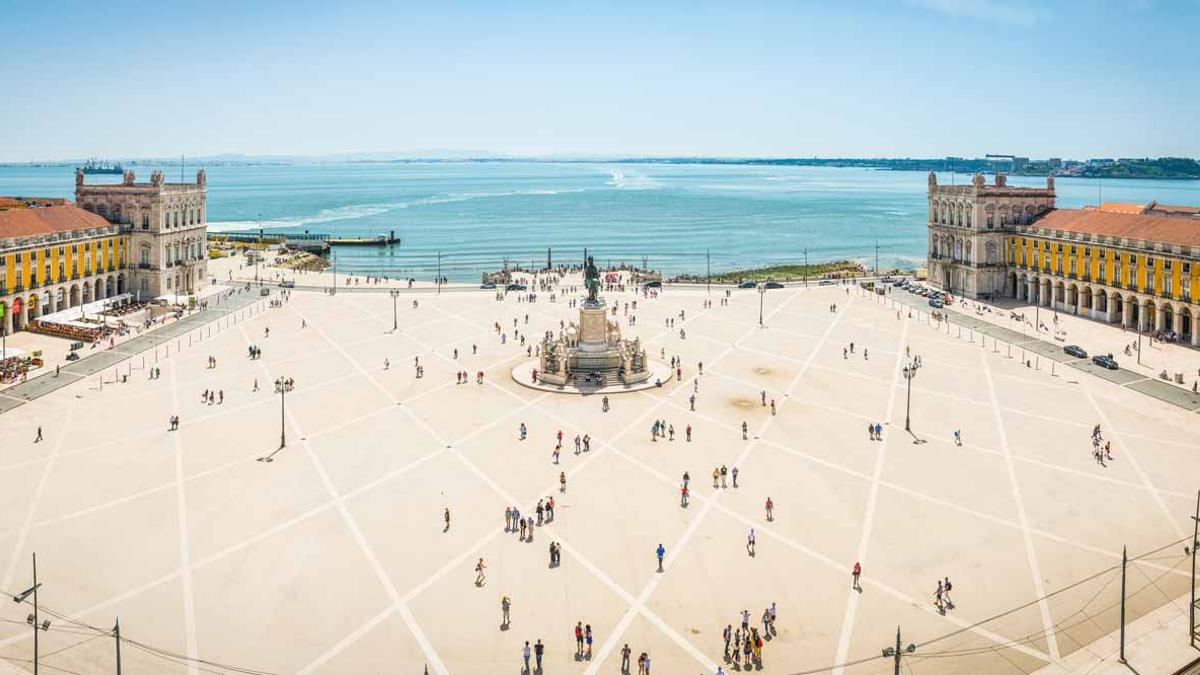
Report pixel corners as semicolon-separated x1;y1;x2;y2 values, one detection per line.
2;0;1198;161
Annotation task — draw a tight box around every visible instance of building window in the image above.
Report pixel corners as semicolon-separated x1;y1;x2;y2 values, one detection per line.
140;247;150;266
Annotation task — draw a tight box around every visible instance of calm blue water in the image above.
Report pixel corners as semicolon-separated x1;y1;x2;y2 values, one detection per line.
3;162;1198;281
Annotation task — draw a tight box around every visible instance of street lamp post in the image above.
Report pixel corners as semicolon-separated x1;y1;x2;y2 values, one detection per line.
903;362;916;432
882;626;916;675
258;377;294;462
14;553;50;675
390;289;399;331
758;285;765;327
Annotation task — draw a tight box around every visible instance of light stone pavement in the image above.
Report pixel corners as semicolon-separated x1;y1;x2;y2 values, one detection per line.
0;262;1197;675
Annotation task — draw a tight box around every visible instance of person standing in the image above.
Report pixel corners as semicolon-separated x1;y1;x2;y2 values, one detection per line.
575;621;584;658
475;558;487;586
747;528;756;556
852;561;862;590
534;639;544;671
585;624;593;659
621;643;631;673
559;471;567;493
501;595;511;627
444;507;450;532
723;624;732;659
656;543;665;572
720;465;728;488
731;466;739;488
522;641;531;672
680;483;689;507
765;496;774;521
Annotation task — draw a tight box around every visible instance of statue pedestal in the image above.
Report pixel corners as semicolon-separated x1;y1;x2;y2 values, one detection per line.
577;306;609;352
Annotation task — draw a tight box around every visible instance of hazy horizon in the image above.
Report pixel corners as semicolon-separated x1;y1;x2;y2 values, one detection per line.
3;1;1199;163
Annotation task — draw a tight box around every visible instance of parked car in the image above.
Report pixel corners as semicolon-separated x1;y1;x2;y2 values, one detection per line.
1092;354;1119;370
738;281;757;289
279;280;295;288
505;283;527;291
818;279;836;286
1063;345;1088;359
928;298;944;309
480;281;496;289
763;281;784;289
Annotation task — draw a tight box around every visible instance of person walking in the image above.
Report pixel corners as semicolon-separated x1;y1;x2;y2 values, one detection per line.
943;576;953;608
34;426;43;443
712;467;720;488
741;421;748;440
475;558;487;586
731;466;739;488
747;528;756;556
680;483;689;507
575;621;584;658
585;624;593;659
444;507;450;532
559;471;567;493
501;595;511;627
765;496;774;521
656;543;665;572
720;465;728;488
723;624;732;660
534;639;544;671
621;643;631;673
852;561;862;591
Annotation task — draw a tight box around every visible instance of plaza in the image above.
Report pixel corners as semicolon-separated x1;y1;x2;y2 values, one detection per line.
0;257;1196;675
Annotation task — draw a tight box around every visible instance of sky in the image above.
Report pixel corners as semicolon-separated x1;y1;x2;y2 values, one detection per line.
1;0;1198;162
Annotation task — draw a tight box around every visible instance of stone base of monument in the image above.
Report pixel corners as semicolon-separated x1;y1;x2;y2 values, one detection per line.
511;359;672;395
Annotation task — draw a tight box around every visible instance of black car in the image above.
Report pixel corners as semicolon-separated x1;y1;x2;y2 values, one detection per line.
505;283;527;291
1092;354;1119;370
1063;345;1088;359
738;281;757;289
763;281;784;289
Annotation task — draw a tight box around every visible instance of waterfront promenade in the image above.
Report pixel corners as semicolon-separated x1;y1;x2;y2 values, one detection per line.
0;256;1196;674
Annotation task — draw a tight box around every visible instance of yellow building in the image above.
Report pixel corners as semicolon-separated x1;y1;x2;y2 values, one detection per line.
928;173;1200;346
0;201;125;335
1004;207;1200;345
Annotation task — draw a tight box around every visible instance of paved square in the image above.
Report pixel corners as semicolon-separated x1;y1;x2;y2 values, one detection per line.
0;272;1196;675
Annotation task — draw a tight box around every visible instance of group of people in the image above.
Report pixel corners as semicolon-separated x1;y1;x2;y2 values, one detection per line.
721;605;774;670
1091;424;1114;465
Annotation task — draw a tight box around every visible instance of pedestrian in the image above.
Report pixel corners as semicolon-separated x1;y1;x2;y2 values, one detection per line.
954;429;962;446
505;506;513;531
621;644;632;673
502;595;511;627
575;621;584;658
34;426;43;443
723;624;732;660
602;395;609;412
686;425;692;442
520;422;527;440
585;624;593;659
943;576;953;607
935;580;944;613
444;507;450;532
475;558;487;586
523;640;531;672
712;467;720;488
534;639;544;671
680;483;689;507
852;561;862;590
520;517;527;540
741;421;748;440
731;466;739;488
720;465;728;488
765;496;774;521
741;609;750;632
656;543;665;572
747;528;756;556
560;471;567;493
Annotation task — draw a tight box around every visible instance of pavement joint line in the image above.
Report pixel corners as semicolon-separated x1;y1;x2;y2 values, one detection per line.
1079;386;1186;540
832;313;911;673
294;289;711;673
584;288;829;675
600;440;1055;665
294;604;395;675
237;316;452;675
654;389;1192;582
679;371;1197;505
425;288;791;672
0;400;79;594
167;356;200;675
979;345;1061;661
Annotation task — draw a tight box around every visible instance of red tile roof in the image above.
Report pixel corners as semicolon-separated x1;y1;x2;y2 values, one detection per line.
1034;208;1200;247
0;205;112;239
1097;202;1146;215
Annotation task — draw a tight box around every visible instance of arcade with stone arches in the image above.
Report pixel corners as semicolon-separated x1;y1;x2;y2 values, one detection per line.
1007;270;1199;346
1;272;127;334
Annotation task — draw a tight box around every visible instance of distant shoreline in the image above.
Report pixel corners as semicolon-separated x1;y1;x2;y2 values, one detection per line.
5;157;1198;180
